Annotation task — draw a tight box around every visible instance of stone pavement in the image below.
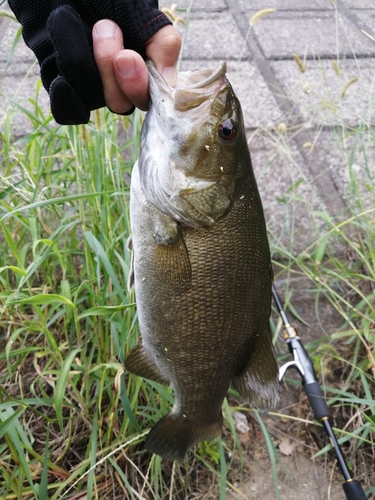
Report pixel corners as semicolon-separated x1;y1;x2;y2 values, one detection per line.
1;1;374;498
1;0;374;255
167;0;375;255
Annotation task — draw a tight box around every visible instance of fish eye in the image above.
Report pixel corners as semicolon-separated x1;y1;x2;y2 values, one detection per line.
218;119;237;142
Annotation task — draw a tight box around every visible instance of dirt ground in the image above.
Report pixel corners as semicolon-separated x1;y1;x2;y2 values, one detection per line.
226;405;346;500
227;453;345;500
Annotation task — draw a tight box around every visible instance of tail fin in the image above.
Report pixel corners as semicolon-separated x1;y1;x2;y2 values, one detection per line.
145;412;223;461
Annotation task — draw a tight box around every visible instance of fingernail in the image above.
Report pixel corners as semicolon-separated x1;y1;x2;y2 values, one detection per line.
95;19;117;38
162;66;177;87
116;53;136;78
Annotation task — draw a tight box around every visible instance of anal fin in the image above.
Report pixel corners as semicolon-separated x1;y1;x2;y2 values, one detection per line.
125;342;169;386
234;326;279;411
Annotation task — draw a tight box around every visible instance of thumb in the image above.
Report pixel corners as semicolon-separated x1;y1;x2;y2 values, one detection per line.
145;25;182;87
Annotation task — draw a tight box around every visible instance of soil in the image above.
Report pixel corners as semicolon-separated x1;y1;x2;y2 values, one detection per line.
227;453;344;500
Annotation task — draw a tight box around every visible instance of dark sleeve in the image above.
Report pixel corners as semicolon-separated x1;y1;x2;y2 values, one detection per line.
8;0;172;124
79;0;172;53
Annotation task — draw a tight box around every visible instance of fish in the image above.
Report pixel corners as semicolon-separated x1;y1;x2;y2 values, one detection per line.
125;61;279;461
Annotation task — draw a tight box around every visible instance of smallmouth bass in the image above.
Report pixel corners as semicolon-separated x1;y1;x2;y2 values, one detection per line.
126;61;279;461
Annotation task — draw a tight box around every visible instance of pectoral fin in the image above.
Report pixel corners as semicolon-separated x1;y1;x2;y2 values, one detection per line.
125;342;169;386
153;215;191;287
234;326;279;411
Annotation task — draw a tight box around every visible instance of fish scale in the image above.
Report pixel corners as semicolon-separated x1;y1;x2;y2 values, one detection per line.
125;61;279;461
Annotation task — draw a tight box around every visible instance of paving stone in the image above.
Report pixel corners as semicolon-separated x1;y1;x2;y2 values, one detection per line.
355;9;375;25
252;12;375;59
270;58;375;127
0;17;34;67
306;129;375;213
0;72;52;138
226;61;283;129
248;132;328;256
180;60;282;129
179;12;251;60
238;0;333;11
341;0;375;8
0;21;52;137
160;0;227;11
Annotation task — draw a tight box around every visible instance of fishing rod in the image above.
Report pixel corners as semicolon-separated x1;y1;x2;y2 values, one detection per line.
273;284;367;500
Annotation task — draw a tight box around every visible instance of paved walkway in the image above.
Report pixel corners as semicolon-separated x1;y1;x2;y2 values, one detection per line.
1;0;374;254
168;0;375;255
1;1;374;498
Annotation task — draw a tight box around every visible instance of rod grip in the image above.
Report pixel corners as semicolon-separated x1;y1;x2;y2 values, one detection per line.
304;381;331;421
343;480;367;500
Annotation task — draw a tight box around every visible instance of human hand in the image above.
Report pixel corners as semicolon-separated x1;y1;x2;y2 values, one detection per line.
8;0;179;124
92;20;181;114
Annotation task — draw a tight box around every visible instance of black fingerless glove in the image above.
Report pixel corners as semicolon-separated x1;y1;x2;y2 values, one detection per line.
8;0;171;124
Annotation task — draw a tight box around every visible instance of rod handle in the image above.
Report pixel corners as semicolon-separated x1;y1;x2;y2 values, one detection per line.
343;479;367;500
304;381;331;421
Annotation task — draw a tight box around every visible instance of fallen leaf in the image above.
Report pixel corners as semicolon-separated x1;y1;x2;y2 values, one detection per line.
279;439;297;456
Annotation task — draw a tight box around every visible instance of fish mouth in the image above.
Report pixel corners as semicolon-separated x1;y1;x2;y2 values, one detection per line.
147;61;228;112
175;61;227;89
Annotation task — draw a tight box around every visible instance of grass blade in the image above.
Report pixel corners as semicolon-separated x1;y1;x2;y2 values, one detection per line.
255;411;280;500
55;348;81;432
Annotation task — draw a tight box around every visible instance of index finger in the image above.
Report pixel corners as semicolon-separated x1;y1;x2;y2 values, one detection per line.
93;19;149;113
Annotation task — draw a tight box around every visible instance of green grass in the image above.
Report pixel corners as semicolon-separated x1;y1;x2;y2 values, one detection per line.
0;98;144;497
1;4;375;500
0;69;244;500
